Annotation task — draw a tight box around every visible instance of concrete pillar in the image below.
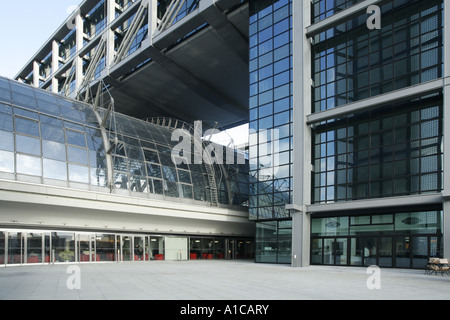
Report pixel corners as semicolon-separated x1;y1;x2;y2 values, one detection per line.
33;61;40;88
74;13;84;94
289;0;312;267
51;40;60;93
148;0;158;38
443;0;450;259
104;0;116;75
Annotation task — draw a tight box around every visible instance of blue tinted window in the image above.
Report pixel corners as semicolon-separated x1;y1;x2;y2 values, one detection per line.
43;140;66;161
66;130;86;147
0;131;14;152
16;135;41;156
41;123;65;143
15;117;39;137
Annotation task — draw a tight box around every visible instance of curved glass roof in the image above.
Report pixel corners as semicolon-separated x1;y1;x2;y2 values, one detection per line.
0;76;248;208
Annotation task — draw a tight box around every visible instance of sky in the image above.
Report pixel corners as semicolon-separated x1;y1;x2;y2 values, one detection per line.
0;0;83;79
0;0;249;144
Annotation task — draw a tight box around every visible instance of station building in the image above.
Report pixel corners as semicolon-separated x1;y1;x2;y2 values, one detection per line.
7;0;450;269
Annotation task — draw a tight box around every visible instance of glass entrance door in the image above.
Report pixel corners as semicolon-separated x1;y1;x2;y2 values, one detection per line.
412;236;428;269
134;236;144;261
334;238;348;265
322;238;348;265
26;232;43;264
395;236;411;268
378;237;393;267
120;235;132;261
362;237;377;266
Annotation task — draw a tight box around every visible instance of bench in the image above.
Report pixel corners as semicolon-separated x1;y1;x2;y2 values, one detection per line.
425;258;450;276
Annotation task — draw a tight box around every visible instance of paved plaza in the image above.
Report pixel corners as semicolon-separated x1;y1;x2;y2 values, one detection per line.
0;260;449;300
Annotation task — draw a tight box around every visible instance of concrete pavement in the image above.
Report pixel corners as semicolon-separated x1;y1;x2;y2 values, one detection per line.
0;260;449;300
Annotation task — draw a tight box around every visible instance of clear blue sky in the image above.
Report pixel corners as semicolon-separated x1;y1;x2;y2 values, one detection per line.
0;0;83;79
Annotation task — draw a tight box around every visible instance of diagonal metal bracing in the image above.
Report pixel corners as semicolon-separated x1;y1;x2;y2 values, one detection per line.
114;1;149;64
157;0;187;33
76;38;107;102
61;60;77;97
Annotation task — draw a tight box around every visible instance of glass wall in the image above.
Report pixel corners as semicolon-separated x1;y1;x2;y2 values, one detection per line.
311;209;442;268
0;77;107;189
190;237;227;260
0;76;249;209
249;0;293;221
148;236;164;260
96;234;116;262
53;232;76;263
311;0;365;23
0;232;4;264
0;230;254;265
311;0;443;113
255;220;291;263
312;93;443;203
26;232;43;264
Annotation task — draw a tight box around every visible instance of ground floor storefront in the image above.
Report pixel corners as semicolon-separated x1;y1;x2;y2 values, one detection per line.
255;208;443;269
0;229;255;265
311;209;442;269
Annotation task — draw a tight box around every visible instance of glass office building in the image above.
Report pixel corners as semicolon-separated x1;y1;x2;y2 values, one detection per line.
249;0;447;269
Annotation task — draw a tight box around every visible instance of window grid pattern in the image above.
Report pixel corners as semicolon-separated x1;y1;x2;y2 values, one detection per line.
312;94;443;204
99;110;249;206
312;0;443;113
312;0;365;23
249;0;293;220
0;77;106;187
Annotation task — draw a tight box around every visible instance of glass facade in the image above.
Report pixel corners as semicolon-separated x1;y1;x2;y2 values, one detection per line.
307;0;445;269
311;210;442;268
312;0;365;23
312;93;443;203
255;220;291;263
0;229;253;265
312;0;443;113
249;0;293;263
0;76;249;208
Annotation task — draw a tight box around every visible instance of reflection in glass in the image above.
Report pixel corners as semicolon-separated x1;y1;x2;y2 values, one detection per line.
16;154;41;176
134;236;144;261
16;135;41;156
121;236;132;261
43;140;66;161
78;234;92;262
67;145;88;165
15;117;39;137
53;232;75;263
0;151;14;173
396;236;411;268
26;233;42;263
148;236;164;260
96;234;115;262
43;159;67;181
0;130;13;151
69;164;89;183
8;232;23;264
8;232;24;264
0;232;4;264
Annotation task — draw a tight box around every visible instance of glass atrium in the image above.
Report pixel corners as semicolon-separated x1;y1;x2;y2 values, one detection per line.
0;76;249;208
